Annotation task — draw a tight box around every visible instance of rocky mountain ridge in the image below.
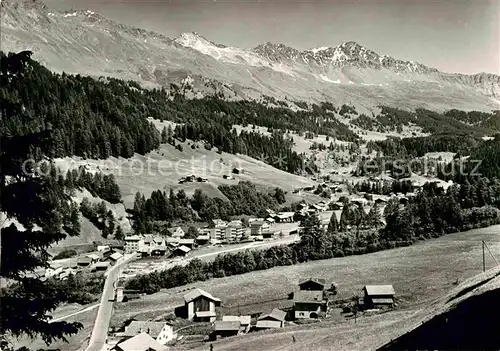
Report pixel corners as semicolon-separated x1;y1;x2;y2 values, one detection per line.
2;0;499;111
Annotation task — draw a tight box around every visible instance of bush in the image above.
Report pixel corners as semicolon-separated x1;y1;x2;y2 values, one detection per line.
53;249;77;260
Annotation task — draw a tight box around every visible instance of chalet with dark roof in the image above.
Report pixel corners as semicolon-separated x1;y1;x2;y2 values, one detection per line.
184;288;221;322
299;277;326;291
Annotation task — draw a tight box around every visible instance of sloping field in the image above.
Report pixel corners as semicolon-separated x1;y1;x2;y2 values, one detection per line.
110;225;500;348
55;140;317;209
14;225;500;351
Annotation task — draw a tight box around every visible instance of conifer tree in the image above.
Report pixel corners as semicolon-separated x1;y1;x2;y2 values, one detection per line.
1;132;83;343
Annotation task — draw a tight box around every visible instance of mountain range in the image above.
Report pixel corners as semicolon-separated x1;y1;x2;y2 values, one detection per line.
2;0;499;111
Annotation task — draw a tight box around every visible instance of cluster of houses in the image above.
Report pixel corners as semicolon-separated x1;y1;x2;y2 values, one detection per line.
29;245;125;281
108;279;396;349
124;230;196;258
176;168;245;185
178;175;208;184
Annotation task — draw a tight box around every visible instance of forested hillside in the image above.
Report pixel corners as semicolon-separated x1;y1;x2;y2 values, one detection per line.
131;181;285;233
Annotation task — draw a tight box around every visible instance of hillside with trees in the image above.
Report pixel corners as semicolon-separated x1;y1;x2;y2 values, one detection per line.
1;52;84;344
130;181;285;233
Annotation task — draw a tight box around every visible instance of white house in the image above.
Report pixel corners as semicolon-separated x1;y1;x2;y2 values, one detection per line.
225;220;245;241
124;235;145;253
121;321;176;345
45;262;63;278
250;221;270;236
167;227;185;238
96;245;110;252
209;219;228;240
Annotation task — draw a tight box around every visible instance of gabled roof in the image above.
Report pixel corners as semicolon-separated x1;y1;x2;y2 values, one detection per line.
222;315;251;325
214;320;240;331
255;320;282;329
123;321;170;338
86;253;101;260
364;285;395;296
227;219;243;227
250;221;265;226
175;245;191;253
183;288;221;303
277;212;295;218
110;252;123;261
178;239;195;245
153;237;165;244
77;257;92;264
115;332;167;351
152;246;167;251
258;308;286;322
299;277;326;287
293;290;324;304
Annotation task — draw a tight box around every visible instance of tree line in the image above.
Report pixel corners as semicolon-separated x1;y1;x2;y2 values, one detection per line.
362;106;495;135
131;181;286;234
65;168;122;204
174;123;311;174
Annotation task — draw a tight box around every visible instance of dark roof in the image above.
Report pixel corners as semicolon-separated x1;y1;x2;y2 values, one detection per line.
299;277;326;287
214;321;240;331
293;290;324;304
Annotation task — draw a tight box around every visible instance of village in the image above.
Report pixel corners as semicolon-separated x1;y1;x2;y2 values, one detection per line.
106;278;397;350
36;174;441;283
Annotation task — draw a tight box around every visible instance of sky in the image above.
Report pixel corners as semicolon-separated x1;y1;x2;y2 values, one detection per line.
43;0;499;75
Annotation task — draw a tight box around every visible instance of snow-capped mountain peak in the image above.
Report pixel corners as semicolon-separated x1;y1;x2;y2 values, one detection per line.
175;31;226;49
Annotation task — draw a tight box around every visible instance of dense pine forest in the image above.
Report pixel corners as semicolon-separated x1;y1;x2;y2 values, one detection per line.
1;52;160;159
351;106;498;135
